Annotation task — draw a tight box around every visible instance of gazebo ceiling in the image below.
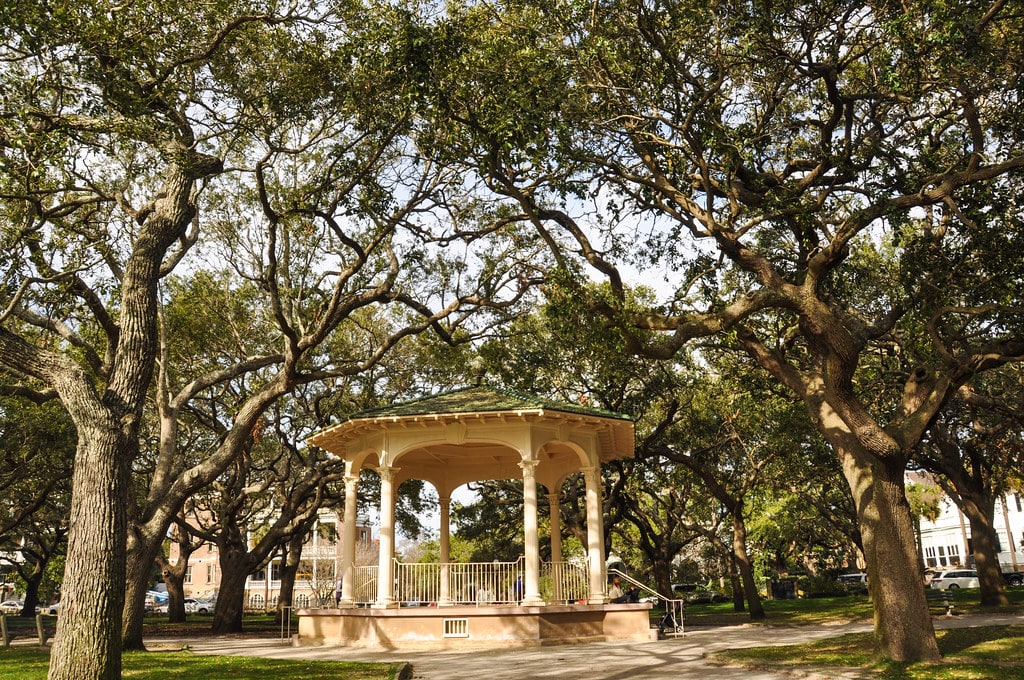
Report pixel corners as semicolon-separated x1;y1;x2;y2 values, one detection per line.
306;386;635;485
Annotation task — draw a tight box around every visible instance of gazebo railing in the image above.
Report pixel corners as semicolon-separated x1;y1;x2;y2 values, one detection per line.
541;560;590;604
348;558;591;606
352;565;378;604
399;557;524;605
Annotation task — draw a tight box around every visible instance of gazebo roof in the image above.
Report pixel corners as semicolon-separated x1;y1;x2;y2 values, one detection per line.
306;386;635;487
341;385;633;423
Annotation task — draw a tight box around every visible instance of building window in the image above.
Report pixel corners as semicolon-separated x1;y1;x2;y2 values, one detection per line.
947;545;960;565
270;561;282;582
295;593;310;608
249;593;265;610
251;567;266;582
184;566;192;584
207;564;216;583
924;546;937;568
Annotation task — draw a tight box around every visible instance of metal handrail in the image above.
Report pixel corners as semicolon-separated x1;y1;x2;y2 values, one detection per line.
279;605;292;643
607;568;685;637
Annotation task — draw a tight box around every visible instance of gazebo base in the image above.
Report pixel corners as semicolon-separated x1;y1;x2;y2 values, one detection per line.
295;603;655;650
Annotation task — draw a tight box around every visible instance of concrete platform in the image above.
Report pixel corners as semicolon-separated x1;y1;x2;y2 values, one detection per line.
296;603;654;650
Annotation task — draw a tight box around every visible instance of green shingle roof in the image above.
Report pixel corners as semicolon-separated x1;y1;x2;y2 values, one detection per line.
341;385;632;423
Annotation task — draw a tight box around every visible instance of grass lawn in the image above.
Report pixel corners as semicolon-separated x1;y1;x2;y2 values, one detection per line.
717;624;1024;680
1;613;401;678
677;587;1024;678
682;587;1024;627
0;647;401;680
140;612;294;637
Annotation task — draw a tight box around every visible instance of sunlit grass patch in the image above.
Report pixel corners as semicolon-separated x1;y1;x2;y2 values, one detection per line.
685;593;876;626
0;647;51;680
937;625;1024;663
686;587;1024;627
718;625;1024;680
723;633;875;668
0;647;401;680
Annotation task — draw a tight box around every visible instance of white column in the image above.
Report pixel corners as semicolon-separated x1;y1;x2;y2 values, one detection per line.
520;460;544;606
582;465;608;604
547;491;563;603
374;466;399;608
339;472;359;607
547;492;563;564
439;493;452;606
1002;494;1019;571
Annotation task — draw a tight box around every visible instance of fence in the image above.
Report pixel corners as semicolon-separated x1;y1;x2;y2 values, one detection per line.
541;560;590;604
348;557;591;606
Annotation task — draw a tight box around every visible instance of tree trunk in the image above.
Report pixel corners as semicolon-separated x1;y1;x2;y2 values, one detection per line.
211;565;249;635
727;552;744;611
651;555;674;599
19;562;44;617
962;498;1008;607
275;534;303;625
732;510;765;620
211;547;252;634
48;428;129;680
839;445;940;662
123;532;164;650
162;564;188;623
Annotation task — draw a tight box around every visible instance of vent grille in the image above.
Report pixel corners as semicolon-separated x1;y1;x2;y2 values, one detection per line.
443;617;469;638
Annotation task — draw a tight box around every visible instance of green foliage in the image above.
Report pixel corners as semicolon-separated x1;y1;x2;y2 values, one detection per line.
906;481;942;524
452;481;525;562
402;534;478;563
794;574;848;599
0;397;75;532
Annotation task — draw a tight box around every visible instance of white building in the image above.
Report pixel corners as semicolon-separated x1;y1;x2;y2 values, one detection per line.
918;488;1024;572
170;509;374;610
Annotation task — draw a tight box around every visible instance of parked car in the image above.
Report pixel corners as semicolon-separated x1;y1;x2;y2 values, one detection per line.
671;583;728;603
1003;571;1024;588
0;600;23;614
155;597;214;614
43;602;59;615
837;572;869;594
930;569;979;590
153;598;191;614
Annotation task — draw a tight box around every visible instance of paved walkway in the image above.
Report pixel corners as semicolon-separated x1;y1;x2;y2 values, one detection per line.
150;612;1024;679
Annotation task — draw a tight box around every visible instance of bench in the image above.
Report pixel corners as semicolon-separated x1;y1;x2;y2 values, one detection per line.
0;614;56;646
925;588;955;616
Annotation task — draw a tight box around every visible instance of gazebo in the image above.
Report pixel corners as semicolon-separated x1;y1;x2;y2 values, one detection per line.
295;385;653;649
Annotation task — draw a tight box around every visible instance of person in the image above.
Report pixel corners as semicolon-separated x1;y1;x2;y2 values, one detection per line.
476;585;495;605
334;576;343;607
608;575;625;602
609;575;639;603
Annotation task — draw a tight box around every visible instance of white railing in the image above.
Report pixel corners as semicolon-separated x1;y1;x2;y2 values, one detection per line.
541;560;590;604
302;545;340;560
353;565;378;604
347;558;592;606
398;557;524;605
